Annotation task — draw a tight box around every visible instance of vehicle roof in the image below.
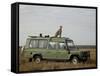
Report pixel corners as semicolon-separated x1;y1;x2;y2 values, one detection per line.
27;36;73;42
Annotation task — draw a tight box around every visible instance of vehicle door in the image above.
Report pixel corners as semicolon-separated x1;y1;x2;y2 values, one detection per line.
55;42;69;60
44;42;58;59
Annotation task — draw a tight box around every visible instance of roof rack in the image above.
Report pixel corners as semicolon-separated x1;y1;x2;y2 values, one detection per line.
28;36;37;38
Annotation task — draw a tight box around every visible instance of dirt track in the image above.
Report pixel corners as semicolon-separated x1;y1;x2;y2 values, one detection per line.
19;48;96;72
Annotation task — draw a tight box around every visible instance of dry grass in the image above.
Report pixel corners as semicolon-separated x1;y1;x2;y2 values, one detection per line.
19;48;96;72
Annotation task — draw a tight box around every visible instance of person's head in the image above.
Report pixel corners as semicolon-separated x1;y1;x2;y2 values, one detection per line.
60;26;62;29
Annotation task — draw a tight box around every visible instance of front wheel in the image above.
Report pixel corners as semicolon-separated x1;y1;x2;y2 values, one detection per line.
71;56;79;64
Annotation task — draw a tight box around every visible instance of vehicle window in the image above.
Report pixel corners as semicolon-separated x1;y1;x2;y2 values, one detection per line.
58;42;66;49
38;40;48;48
48;42;58;49
29;40;38;48
29;39;48;48
67;42;74;48
67;41;76;50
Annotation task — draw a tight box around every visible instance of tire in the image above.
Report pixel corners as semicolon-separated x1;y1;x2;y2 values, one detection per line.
34;56;41;63
71;56;79;64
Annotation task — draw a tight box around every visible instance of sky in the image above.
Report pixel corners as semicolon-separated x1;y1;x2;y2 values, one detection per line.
19;5;96;46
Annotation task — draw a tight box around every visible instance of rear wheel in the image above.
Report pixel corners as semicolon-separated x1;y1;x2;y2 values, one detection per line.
34;56;41;63
71;56;79;64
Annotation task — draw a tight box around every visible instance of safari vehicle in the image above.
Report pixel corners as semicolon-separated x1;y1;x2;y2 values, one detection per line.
22;35;90;64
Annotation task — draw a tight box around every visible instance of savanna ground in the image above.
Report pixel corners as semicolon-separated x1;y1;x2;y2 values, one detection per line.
19;48;96;72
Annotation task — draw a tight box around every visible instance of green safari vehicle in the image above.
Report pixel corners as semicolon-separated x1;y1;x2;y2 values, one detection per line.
22;36;90;64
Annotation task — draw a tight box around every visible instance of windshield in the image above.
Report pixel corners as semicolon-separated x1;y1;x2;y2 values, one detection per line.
67;40;76;50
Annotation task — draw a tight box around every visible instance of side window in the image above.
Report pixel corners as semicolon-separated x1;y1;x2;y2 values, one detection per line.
38;40;48;48
29;39;48;48
29;40;38;48
48;42;58;49
58;42;66;49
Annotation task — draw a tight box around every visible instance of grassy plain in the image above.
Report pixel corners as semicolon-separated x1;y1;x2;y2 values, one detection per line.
19;48;96;72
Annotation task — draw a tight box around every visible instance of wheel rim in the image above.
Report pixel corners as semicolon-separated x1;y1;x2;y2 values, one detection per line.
35;58;40;63
72;57;78;64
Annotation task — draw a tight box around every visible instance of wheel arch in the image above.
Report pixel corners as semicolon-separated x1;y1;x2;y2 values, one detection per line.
33;53;43;59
